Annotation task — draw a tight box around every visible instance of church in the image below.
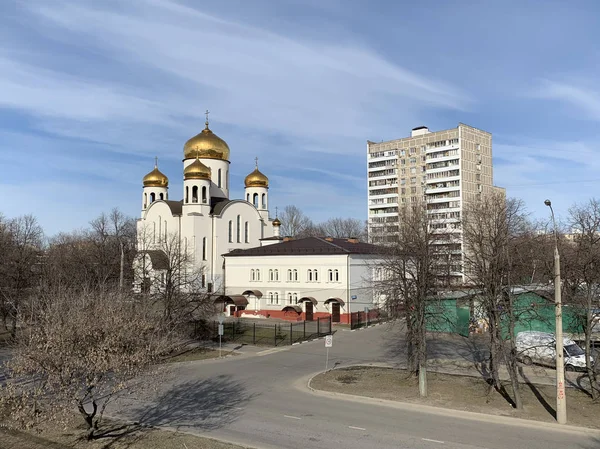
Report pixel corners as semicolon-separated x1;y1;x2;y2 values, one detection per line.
134;113;280;293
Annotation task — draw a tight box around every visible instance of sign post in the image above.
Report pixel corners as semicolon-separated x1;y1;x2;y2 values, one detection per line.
218;314;225;358
325;334;333;370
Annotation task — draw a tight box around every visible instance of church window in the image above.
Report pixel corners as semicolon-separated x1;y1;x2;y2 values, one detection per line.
185;186;189;203
334;269;339;282
144;193;147;208
293;269;298;281
236;215;241;243
328;269;333;282
153;222;156;243
313;269;318;281
274;292;279;305
269;292;273;304
159;193;164;200
150;192;156;203
244;221;249;243
192;186;198;203
202;186;207;203
251;269;255;281
218;169;222;188
287;269;292;281
253;193;258;208
256;269;261;281
274;269;279;281
202;237;207;261
269;269;274;281
261;193;266;209
293;293;298;304
307;269;313;282
158;217;161;242
246;193;250;202
228;221;233;243
164;220;167;241
287;293;292;304
201;272;206;288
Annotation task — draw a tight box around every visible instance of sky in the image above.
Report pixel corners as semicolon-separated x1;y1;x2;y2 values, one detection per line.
1;0;600;236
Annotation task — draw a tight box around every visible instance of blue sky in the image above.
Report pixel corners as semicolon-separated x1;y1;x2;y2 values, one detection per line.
1;0;600;235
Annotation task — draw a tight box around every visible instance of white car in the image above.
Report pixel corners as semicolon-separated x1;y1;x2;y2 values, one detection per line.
516;331;593;371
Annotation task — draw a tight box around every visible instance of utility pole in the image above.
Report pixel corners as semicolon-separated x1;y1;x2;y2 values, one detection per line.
545;199;566;424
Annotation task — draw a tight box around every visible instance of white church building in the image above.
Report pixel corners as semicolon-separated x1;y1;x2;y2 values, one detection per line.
134;114;279;293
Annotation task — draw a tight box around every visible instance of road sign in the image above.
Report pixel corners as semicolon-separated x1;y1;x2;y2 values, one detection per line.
351;295;357;300
218;314;225;324
218;324;224;336
325;335;333;348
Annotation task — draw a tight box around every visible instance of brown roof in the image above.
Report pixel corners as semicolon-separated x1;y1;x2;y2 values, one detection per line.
224;237;383;257
143;250;169;270
164;200;183;215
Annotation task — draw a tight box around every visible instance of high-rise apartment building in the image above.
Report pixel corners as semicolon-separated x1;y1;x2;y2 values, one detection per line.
367;123;503;284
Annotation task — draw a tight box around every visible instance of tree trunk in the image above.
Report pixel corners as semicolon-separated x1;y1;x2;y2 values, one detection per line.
78;400;98;440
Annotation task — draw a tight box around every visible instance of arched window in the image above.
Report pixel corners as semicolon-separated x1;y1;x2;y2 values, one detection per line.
269;269;274;281
307;270;313;282
261;193;266;209
293;293;298;304
150;192;156;203
192;186;198;203
274;292;279;305
158;217;161;242
202;237;206;261
328;269;333;282
236;215;241;243
202;186;207;203
185;186;189;203
293;269;298;281
144;193;147;208
287;269;292;281
225;170;228;189
228;221;233;243
313;269;318;281
244;222;249;243
218;169;222;188
334;269;339;282
256;269;261;281
251;269;255;281
246;193;250;202
269;292;274;304
253;193;258;208
159;193;164;200
274;269;279;281
288;293;292;304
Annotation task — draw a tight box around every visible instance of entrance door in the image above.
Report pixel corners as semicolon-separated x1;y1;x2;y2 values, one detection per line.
331;302;341;323
305;302;314;321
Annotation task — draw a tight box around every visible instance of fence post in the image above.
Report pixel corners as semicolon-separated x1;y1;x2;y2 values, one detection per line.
317;317;320;336
303;320;306;339
290;323;293;345
329;315;332;334
253;322;256;345
367;311;370;327
274;324;278;346
232;321;235;339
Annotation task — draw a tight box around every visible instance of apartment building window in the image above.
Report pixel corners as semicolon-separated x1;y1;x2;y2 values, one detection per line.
476;173;481;181
410;157;416;164
410;167;416;174
401;168;406;175
401;188;406;194
400;159;406;166
421;145;426;153
410;177;416;184
410;147;416;154
411;187;417;194
400;150;405;156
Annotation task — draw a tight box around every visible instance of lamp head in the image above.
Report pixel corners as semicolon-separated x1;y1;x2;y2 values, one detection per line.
544;199;552;207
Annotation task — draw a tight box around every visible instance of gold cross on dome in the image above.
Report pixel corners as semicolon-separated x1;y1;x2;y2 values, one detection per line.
255;157;259;168
154;156;158;167
275;206;278;217
205;109;210;127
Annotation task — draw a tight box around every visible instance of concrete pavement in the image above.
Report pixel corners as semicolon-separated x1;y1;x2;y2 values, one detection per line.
109;323;600;449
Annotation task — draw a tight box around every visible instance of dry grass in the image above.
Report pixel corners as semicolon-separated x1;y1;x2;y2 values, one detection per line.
0;416;248;449
162;347;235;363
311;366;600;429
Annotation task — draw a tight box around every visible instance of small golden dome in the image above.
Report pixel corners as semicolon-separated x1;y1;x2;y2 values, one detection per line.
272;217;281;226
245;164;269;188
184;158;211;180
143;160;169;187
183;117;230;161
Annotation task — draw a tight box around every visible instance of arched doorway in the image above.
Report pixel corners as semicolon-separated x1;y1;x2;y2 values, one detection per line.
299;297;317;321
325;298;345;323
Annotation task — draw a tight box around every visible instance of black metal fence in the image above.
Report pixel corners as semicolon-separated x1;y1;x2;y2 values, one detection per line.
350;309;385;330
193;316;332;347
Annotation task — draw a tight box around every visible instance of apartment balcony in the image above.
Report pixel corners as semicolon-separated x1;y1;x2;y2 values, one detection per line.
427;195;460;204
426;163;460;174
426;153;460;163
426;174;460;184
369;201;398;208
425;185;460;194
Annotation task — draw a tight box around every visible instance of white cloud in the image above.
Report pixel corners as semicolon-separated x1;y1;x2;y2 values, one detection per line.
534;79;600;121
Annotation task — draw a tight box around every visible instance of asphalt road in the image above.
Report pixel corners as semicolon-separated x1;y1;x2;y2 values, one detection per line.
110;323;599;449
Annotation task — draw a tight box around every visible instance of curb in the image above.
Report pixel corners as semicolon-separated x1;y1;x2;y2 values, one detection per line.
303;367;600;437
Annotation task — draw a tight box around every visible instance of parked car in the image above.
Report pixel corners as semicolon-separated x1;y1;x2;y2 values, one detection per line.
516;331;593;371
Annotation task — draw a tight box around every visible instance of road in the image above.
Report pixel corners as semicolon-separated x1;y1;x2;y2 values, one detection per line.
110;323;598;449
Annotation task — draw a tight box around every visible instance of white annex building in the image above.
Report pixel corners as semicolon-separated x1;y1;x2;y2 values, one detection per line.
134;114;278;293
223;237;383;324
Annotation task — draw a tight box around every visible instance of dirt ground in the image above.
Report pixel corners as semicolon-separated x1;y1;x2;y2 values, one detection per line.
311;366;600;429
0;416;248;449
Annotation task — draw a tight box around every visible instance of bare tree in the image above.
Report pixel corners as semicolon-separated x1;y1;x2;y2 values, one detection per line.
0;287;175;440
0;215;44;338
562;199;600;399
315;217;367;240
462;193;528;409
374;202;447;397
279;205;313;237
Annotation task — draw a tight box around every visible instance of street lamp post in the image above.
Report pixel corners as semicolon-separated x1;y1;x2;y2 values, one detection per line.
544;199;566;424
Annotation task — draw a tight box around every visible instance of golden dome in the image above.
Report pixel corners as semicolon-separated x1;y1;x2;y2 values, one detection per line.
184;158;211;180
272;217;281;226
245;163;269;188
183;119;230;161
143;160;169;187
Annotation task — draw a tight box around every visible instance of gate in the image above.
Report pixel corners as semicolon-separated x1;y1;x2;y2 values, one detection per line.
331;302;341;323
305;302;314;321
